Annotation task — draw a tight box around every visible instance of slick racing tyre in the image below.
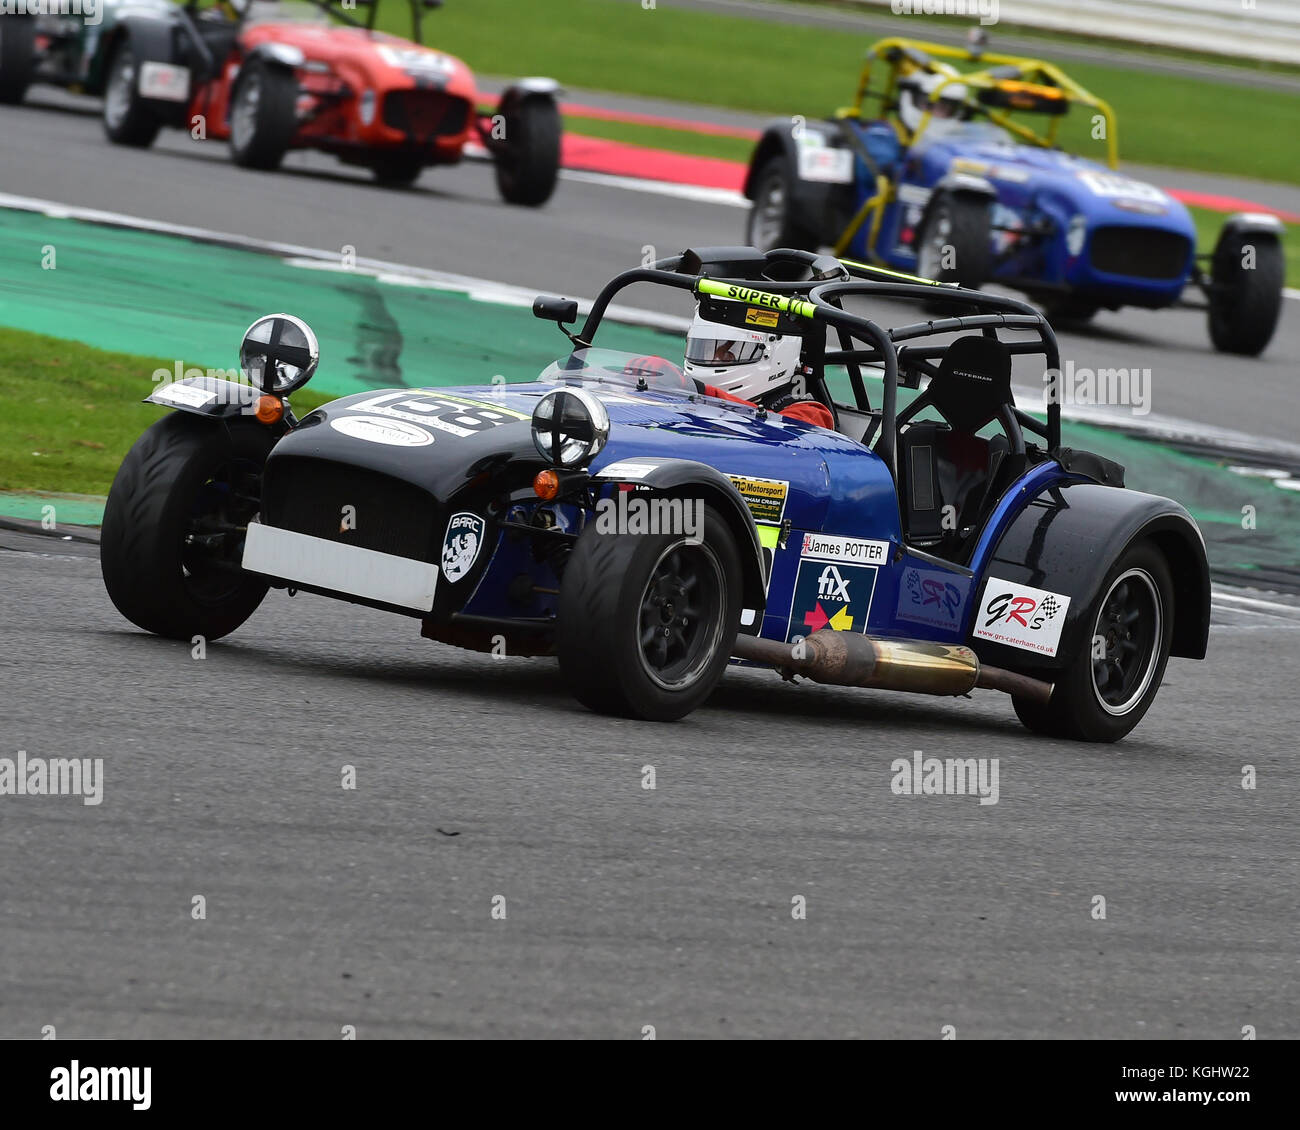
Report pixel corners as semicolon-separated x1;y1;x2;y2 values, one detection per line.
1208;228;1284;356
745;156;820;253
1013;541;1174;743
102;42;162;147
557;503;742;722
371;152;426;187
101;414;274;641
494;96;560;206
916;192;992;291
0;16;37;105
229;59;297;170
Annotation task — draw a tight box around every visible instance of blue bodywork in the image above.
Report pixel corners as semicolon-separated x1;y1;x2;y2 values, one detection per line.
359;377;1083;655
843;119;1198;310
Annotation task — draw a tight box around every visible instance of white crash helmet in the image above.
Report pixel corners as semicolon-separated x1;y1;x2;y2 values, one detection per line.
683;311;803;402
898;72;970;134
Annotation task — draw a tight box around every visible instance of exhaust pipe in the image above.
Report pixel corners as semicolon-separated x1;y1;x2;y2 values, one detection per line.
732;629;1052;706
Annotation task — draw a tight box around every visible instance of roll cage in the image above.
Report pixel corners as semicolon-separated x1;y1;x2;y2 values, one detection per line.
845;36;1119;169
537;247;1063;490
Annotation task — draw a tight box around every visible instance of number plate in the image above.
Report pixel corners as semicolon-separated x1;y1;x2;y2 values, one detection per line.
138;61;191;103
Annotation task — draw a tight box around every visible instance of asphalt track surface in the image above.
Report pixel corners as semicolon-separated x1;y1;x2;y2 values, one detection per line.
2;85;1300;1039
2;528;1299;1039
2;89;1297;447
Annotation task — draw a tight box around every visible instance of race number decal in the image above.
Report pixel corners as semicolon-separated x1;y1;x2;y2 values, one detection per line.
1076;172;1167;205
344;391;527;438
972;578;1070;656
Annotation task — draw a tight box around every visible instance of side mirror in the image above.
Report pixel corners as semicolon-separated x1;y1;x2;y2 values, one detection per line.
532;295;579;325
240;313;319;395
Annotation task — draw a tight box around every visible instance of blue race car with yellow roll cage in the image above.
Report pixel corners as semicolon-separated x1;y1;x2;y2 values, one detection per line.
100;246;1210;741
743;36;1284;355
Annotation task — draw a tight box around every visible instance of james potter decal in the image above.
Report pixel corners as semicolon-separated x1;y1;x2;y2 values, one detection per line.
800;532;890;567
786;561;877;642
441;512;486;583
972;579;1070;656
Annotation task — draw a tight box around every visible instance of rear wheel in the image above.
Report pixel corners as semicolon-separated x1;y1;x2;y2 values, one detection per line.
494;96;560;206
557;503;742;721
102;42;162;148
1013;542;1174;742
1208;228;1284;356
0;15;37;105
916;192;992;290
745;156;819;252
101;414;274;641
229;59;297;170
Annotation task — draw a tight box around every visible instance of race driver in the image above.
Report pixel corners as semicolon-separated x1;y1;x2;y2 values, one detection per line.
680;308;834;429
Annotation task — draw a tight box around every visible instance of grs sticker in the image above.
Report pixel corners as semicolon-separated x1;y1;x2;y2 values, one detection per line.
972;579;1070;656
898;566;969;630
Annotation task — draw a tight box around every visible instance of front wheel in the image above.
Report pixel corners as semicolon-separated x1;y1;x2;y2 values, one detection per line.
1207;228;1284;356
101;413;274;641
1013;541;1174;742
745;156;819;252
229;59;297;171
0;15;37;105
557;503;742;721
493;96;560;206
102;43;162;147
916;192;992;290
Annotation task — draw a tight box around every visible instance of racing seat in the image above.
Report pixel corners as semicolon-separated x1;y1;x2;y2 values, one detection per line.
895;334;1024;560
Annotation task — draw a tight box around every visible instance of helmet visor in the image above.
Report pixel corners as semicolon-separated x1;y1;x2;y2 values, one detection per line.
685;337;766;367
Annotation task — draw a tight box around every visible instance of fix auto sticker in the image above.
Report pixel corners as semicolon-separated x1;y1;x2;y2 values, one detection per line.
972;578;1071;656
786;561;877;643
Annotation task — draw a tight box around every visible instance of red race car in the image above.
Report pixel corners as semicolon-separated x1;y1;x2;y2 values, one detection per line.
100;0;561;204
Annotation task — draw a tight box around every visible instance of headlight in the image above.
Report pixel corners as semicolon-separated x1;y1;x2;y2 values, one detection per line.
240;313;319;395
532;387;609;467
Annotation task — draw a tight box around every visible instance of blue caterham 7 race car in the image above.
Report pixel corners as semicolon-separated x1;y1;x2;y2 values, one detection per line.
743;37;1284;355
100;247;1210;741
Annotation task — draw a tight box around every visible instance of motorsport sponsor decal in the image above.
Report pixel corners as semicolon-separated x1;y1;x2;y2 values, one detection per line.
745;307;780;328
786;561;877;642
441;512;486;583
898;566;969;630
726;474;788;525
329;415;434;447
152;382;216;408
138;61;191;102
800;531;890;566
973;578;1070;656
796;134;854;184
342;391;527;438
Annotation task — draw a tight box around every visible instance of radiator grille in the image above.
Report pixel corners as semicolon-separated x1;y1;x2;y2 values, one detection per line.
1089;226;1191;280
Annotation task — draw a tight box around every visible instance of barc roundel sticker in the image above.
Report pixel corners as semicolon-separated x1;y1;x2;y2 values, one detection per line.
330;415;433;447
973;579;1070;656
442;512;486;583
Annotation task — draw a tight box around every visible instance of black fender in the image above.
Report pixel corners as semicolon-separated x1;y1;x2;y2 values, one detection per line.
932;171;997;202
497;77;561;116
972;481;1210;672
145;376;262;420
243;42;306;71
1216;211;1284;242
590;456;768;612
106;16;189;126
744;118;849;241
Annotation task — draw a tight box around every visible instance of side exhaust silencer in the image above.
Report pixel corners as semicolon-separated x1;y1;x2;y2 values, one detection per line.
732;630;1052;706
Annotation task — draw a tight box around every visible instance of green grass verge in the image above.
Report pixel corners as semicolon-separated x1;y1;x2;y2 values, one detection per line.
0;328;331;497
384;0;1300;186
